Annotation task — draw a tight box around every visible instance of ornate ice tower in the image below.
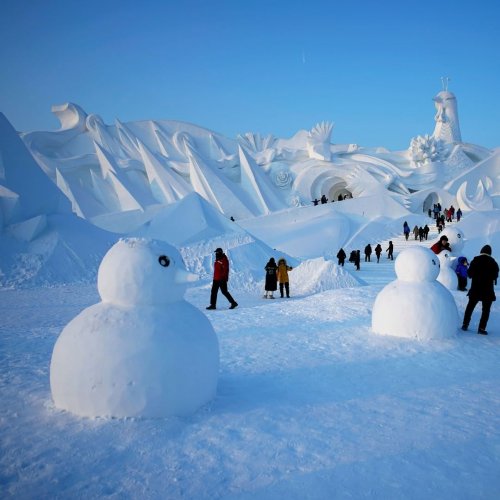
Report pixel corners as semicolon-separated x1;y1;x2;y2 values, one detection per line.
432;77;462;144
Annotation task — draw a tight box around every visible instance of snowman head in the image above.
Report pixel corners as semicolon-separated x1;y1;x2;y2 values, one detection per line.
440;227;464;254
98;238;197;306
395;246;440;282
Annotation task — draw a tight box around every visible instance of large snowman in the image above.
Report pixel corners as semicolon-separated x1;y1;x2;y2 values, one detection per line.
372;246;459;340
50;238;219;418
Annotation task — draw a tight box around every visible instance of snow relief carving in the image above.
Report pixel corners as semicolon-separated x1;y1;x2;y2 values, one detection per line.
409;134;447;164
306;121;333;161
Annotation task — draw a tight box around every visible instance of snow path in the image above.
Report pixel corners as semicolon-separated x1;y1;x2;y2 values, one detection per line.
1;221;500;499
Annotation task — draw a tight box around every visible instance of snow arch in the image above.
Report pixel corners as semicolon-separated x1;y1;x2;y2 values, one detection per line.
423;192;439;213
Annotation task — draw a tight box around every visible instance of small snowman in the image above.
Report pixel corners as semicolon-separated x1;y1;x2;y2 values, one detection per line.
50;238;219;418
437;226;465;286
436;250;458;290
372;246;459;340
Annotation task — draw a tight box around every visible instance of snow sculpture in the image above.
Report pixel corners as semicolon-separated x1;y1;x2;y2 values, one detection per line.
50;238;220;418
436;250;458;290
409;134;447;164
456;180;494;212
237;132;276;165
372;247;459;340
432;88;462;144
440;226;464;255
306;121;333;161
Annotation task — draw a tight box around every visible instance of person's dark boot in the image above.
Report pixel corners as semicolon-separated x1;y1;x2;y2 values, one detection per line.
477;328;488;335
229;302;238;309
461;324;468;331
206;305;216;310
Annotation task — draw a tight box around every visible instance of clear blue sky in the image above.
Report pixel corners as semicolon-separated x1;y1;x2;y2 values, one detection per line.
1;0;499;150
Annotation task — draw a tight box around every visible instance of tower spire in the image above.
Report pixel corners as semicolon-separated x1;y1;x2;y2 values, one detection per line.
440;76;450;91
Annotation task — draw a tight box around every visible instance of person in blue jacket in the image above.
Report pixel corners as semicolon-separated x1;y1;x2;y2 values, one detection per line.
455;256;469;291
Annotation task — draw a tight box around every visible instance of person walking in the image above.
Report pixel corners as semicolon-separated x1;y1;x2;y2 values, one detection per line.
456;208;462;222
206;248;238;310
354;250;361;270
374;244;382;263
403;221;410;241
264;257;278;299
461;245;499;335
277;258;293;298
386;241;394;260
423;224;430;240
337;248;346;267
364;244;372;262
413;225;419;240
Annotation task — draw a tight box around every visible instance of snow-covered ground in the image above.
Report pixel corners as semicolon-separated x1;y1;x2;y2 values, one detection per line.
2;224;499;499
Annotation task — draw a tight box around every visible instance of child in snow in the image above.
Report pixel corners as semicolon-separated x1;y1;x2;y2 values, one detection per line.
455;256;469;291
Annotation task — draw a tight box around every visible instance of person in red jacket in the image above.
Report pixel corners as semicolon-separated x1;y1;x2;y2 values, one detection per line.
430;235;451;254
206;248;238;310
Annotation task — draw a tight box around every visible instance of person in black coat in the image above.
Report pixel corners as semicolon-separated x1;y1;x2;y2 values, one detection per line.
337;248;346;266
264;257;278;299
354;250;361;271
461;245;499;335
386;241;394;260
364;244;372;262
374;244;382;263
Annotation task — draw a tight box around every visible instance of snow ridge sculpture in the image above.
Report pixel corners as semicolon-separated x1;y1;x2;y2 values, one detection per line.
16;85;498;234
50;238;219;418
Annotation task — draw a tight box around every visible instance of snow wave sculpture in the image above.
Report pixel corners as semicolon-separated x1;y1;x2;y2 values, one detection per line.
18;84;497;233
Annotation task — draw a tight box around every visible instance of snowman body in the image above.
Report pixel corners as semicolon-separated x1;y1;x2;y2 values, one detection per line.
436;251;458;290
372;246;459;340
50;238;219;418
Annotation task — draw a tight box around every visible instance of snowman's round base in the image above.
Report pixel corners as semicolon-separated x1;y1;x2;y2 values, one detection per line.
50;301;219;418
372;280;459;340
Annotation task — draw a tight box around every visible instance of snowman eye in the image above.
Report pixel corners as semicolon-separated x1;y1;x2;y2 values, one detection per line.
457;234;461;239
158;255;170;267
432;259;436;265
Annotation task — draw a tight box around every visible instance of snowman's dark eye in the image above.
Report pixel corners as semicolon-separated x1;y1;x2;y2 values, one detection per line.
432;259;436;265
457;234;461;239
158;255;170;267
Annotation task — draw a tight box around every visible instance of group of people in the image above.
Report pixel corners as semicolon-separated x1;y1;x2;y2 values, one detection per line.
312;194;353;205
206;237;498;337
431;235;498;335
205;248;294;309
403;221;430;241
336;242;392;270
263;257;293;299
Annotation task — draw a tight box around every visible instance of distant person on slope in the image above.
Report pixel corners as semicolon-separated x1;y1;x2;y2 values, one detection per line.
337;248;346;267
206;248;238;310
386;241;394;260
461;245;499;335
354;250;361;270
264;258;278;299
413;225;419;240
374;244;382;263
430;235;451;255
403;221;410;241
364;244;372;262
277;258;293;298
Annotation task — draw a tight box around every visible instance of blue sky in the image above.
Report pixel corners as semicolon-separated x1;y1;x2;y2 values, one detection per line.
1;0;499;150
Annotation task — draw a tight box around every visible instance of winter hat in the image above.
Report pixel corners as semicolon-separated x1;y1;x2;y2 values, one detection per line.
480;244;492;255
214;248;223;254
